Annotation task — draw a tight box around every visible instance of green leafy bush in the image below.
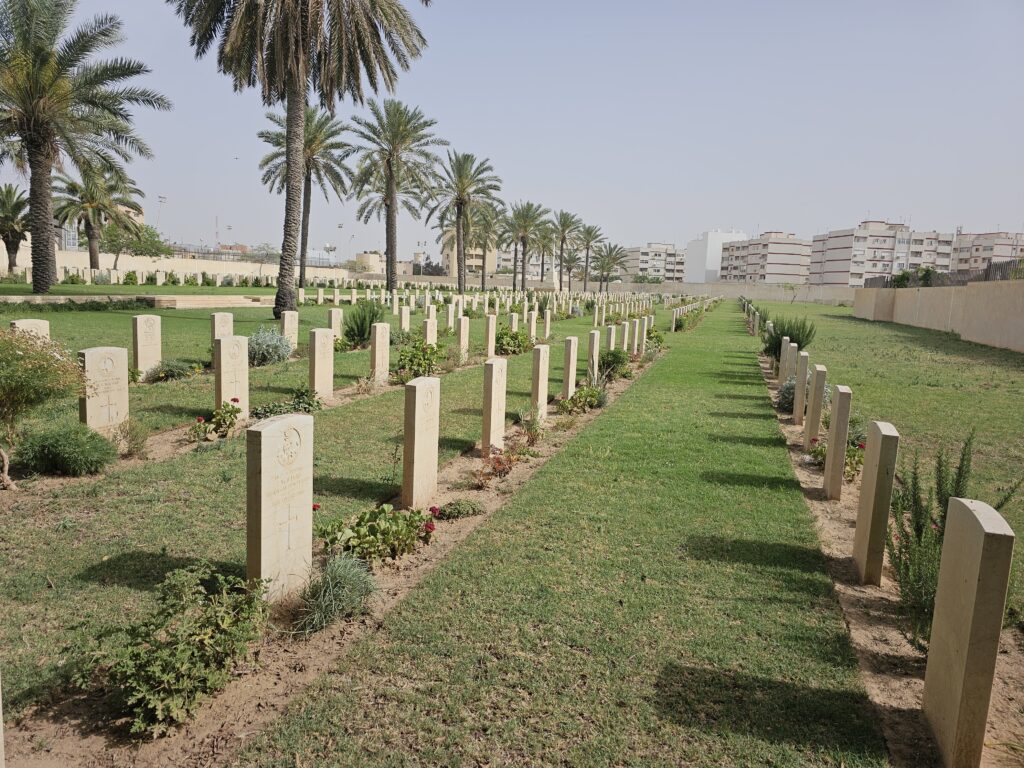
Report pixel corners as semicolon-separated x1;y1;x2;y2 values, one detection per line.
122;270;138;285
392;340;443;383
164;271;180;286
557;385;602;415
344;300;386;348
763;317;816;361
431;499;484;520
495;325;531;356
293;555;375;636
319;504;433;563
887;433;1021;646
144;272;157;285
777;377;796;412
91;564;267;736
248;326;293;367
673;306;705;332
646;326;665;352
61;272;85;284
144;359;200;383
250;385;323;420
599;349;630;381
16;423;117;477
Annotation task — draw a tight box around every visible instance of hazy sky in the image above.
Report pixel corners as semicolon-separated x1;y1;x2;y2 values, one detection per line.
5;0;1023;260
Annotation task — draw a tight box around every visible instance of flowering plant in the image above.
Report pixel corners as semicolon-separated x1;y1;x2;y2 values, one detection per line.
211;399;242;437
318;504;432;563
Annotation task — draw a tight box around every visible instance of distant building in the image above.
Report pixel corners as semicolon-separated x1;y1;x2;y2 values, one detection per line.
684;229;747;282
622;243;685;282
441;244;498;278
355;250;385;274
720;232;812;284
951;231;1024;272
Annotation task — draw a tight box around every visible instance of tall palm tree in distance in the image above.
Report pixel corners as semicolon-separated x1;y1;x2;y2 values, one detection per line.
0;184;29;272
559;248;583;293
550;210;582;292
534;221;556;289
349;100;446;290
259;107;352;287
509;201;550;292
593;242;628;293
0;0;169;293
52;169;143;270
470;203;503;290
168;0;431;317
424;151;502;293
497;212;518;288
577;224;605;293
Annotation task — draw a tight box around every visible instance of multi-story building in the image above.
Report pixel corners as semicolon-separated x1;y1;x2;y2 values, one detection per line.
720;232;812;284
622;243;685;282
441;244;498;277
951;231;1024;272
684;229;747;282
810;221;932;287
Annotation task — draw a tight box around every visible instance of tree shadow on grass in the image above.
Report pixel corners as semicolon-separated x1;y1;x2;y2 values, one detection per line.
440;435;477;454
314;475;398;505
714;392;769;401
700;470;803;492
708;433;786;448
651;662;890;761
707;411;775;421
76;550;243;592
138;403;200;418
680;534;826;575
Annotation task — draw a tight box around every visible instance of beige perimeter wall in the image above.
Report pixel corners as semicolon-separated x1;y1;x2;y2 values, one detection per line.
854;281;1024;354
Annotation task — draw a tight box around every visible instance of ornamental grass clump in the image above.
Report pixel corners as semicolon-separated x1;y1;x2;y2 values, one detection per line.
293;554;375;636
144;358;200;383
762;316;816;362
886;431;1021;647
248;326;293;367
344;300;386;348
599;349;630;381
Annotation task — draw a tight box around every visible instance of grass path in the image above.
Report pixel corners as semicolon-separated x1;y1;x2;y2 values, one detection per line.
238;303;887;766
0;310;617;712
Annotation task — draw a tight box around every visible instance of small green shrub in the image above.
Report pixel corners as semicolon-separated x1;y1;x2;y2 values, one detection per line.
599;349;630;381
89;564;267;736
389;328;416;347
646;326;665;352
293;555;375;636
61;272;85;285
344;300;386;348
431;499;483;521
392;340;443;383
114;417;149;459
557;385;602;415
777;377;796;412
16;423;117;476
319;504;433;563
164;271;181;286
248;326;293;367
143;272;157;285
122;270;138;285
144;359;200;383
251;386;324;419
183;274;198;286
494;326;531;356
763;316;816;361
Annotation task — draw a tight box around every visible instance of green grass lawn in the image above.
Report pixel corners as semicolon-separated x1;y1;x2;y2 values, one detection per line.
0;282;277;295
235;304;887;767
756;300;1024;619
0;302;581;438
0;309;611;713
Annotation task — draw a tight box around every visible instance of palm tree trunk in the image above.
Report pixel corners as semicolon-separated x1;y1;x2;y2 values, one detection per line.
540;250;545;283
299;171;312;289
455;202;465;294
85;220;100;271
512;241;518;291
479;244;486;291
385;160;398;291
27;143;57;293
583;247;591;293
274;79;305;319
558;240;564;292
4;237;19;273
521;237;528;292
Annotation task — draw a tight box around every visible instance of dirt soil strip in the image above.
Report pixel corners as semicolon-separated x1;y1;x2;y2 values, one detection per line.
758;354;1024;768
5;359;649;768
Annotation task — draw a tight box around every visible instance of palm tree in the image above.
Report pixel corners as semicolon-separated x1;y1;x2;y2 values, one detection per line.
0;184;29;272
169;0;430;318
0;0;170;293
559;249;583;293
534;221;556;288
52;169;143;271
424;151;501;293
550;210;582;292
509;202;550;292
259;107;352;287
577;224;605;293
470;203;503;291
593;242;628;293
497;212;518;288
349;100;446;290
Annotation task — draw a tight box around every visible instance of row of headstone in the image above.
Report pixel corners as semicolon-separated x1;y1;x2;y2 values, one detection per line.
771;299;1015;768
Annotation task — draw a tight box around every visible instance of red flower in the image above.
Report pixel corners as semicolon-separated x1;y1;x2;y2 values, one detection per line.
857;442;866;450
312;503;321;511
230;397;240;404
429;505;441;518
810;437;818;445
196;416;205;423
423;520;436;534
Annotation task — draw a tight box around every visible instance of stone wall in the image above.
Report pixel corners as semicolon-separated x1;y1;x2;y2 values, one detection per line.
853;280;1024;354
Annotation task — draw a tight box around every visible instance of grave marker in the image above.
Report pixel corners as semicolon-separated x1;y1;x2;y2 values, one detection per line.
531;344;550;423
852;421;900;586
793;351;809;425
309;328;334;399
482;358;507;454
214;335;250;419
132;314;162;375
588;329;600;381
79;347;129;437
822;385;852;500
457;316;470;363
402;377;440;509
280;311;299;348
9;318;50;338
563;337;578;399
803;364;827;450
211;312;233;345
370;322;390;385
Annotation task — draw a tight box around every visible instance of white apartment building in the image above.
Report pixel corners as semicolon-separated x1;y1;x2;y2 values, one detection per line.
684;229;747;282
951;231;1024;272
720;232;812;284
622;243;685;282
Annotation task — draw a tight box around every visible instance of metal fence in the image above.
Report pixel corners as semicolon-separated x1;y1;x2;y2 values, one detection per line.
863;258;1024;289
